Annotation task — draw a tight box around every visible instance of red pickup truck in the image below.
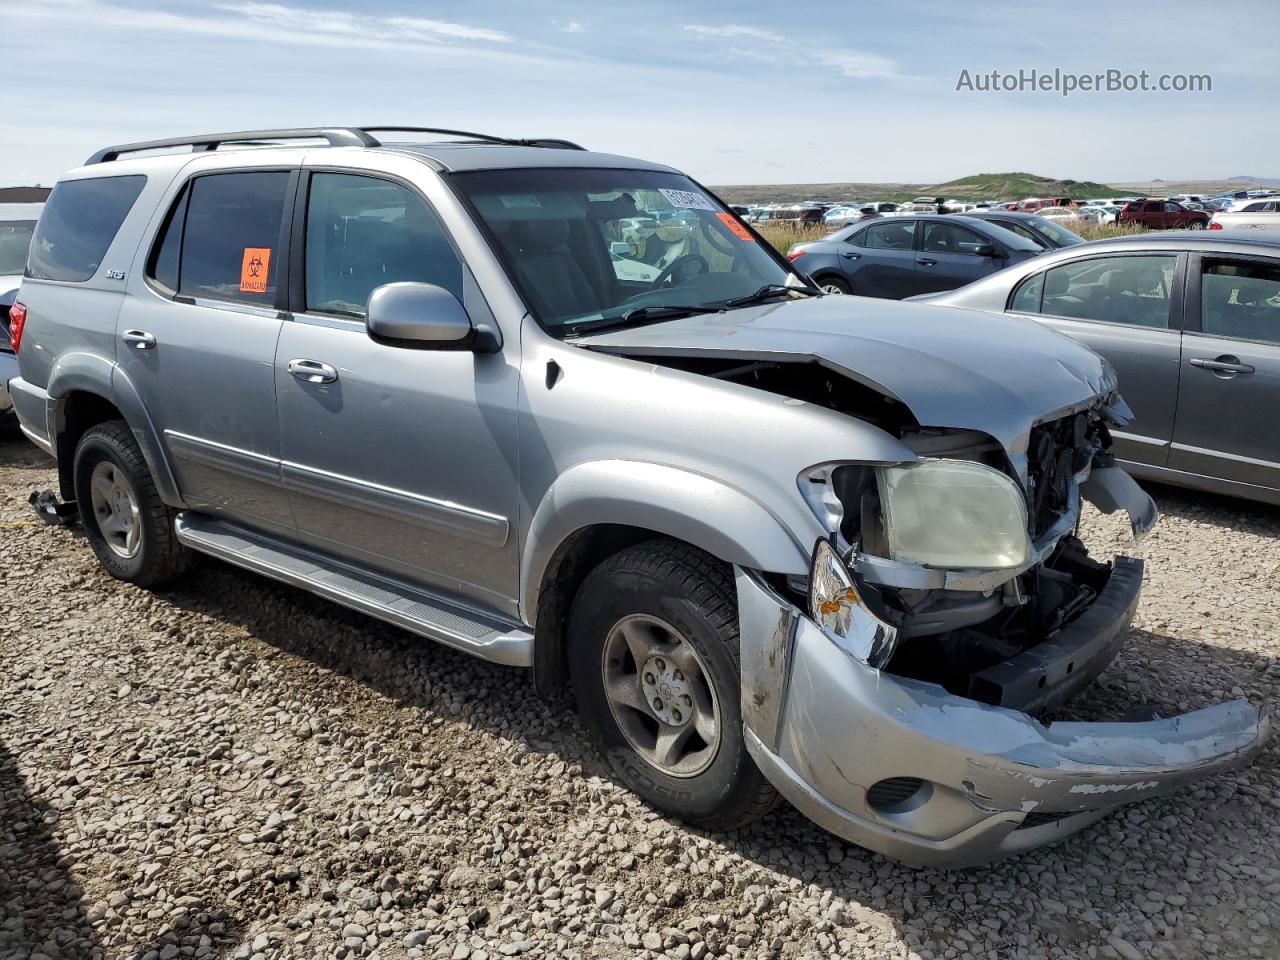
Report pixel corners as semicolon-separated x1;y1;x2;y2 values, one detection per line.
1118;199;1209;230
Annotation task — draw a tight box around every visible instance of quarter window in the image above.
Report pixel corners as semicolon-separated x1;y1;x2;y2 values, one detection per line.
26;175;146;282
171;171;291;305
1014;255;1176;328
304;173;463;317
1009;272;1044;312
1200;260;1280;345
861;220;915;250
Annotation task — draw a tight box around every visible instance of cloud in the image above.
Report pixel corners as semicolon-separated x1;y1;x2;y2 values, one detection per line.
683;24;784;43
383;15;512;43
819;52;902;80
725;46;780;64
562;20;586;34
4;0;516;54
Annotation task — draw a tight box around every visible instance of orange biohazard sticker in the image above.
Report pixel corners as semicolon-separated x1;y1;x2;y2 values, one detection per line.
240;247;271;294
716;212;755;242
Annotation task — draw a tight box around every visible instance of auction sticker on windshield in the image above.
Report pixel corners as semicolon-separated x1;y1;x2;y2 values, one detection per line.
659;188;716;211
716;212;755;242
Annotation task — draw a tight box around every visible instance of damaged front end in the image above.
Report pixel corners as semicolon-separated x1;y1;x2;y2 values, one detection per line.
740;400;1271;868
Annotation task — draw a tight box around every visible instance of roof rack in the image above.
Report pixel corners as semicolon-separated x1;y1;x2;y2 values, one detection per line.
85;126;585;165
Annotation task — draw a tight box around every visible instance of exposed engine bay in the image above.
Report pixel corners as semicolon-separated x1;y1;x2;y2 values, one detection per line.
623;352;1145;715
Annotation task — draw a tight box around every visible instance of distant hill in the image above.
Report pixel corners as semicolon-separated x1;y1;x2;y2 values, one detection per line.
932;172;1116;199
0;186;50;203
714;171;1118;206
1229;175;1280;185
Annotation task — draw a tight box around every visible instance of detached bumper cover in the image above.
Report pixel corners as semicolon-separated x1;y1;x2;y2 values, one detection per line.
736;568;1272;868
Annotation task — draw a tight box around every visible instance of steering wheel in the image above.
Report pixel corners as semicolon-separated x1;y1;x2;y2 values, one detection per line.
653;253;709;288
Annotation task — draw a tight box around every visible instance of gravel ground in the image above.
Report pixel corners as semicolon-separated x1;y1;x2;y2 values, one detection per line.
1;433;1277;960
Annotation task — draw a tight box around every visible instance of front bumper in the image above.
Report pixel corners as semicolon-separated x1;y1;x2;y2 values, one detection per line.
736;567;1272;868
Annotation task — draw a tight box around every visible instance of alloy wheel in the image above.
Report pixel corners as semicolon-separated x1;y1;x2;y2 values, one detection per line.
89;460;142;559
600;614;720;777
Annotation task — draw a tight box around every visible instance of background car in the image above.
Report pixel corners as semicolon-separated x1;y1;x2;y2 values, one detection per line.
1037;205;1101;227
1211;198;1280;231
964;209;1087;249
0;202;42;426
1080;203;1121;224
786;213;1042;297
1119;199;1209;230
913;232;1280;505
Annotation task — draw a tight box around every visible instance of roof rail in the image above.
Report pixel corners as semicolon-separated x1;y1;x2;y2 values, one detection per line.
357;126;585;150
85;127;379;164
85;125;586;165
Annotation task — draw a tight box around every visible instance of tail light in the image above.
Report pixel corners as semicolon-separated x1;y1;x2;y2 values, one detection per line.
7;301;26;353
787;248;806;261
1209;222;1223;230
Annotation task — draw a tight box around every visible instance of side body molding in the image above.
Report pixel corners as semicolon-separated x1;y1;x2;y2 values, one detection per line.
521;460;811;624
45;351;185;507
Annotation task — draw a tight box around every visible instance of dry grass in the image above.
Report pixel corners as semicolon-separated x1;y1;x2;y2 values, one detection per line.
755;217;1148;256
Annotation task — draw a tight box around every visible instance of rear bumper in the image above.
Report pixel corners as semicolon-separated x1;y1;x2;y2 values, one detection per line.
0;351;16;416
736;565;1272;868
7;375;54;453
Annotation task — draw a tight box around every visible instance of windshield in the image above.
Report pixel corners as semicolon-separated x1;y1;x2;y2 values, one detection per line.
1028;216;1085;247
450;168;799;334
0;220;36;275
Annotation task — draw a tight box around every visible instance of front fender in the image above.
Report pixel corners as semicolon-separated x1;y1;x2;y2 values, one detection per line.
46;353;184;507
521;459;812;621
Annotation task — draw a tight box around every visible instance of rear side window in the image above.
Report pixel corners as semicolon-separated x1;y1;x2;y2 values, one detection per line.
1033;254;1176;328
26;175;146;282
163;171;291;305
860;220;915;250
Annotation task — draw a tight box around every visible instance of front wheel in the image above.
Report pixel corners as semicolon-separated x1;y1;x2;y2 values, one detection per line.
568;540;777;830
73;420;190;587
1187;219;1206;230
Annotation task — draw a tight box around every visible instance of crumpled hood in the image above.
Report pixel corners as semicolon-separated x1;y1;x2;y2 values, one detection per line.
577;295;1121;468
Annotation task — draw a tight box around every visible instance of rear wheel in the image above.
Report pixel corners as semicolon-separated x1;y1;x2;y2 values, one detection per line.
568;540;777;830
73;420;190;587
817;275;851;295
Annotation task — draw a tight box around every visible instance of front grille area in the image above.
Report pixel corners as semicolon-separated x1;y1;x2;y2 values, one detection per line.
1026;414;1097;538
1016;808;1099;830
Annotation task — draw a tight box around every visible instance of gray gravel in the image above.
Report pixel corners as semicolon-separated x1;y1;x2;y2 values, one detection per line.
1;434;1277;960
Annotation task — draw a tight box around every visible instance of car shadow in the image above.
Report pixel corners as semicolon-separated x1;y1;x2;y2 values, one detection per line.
0;739;102;958
0;737;248;958
149;555;1278;958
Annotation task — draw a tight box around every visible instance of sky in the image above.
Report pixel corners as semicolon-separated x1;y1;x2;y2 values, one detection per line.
2;0;1278;187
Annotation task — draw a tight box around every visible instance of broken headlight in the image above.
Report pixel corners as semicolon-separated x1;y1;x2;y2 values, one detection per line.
809;538;899;669
877;459;1031;570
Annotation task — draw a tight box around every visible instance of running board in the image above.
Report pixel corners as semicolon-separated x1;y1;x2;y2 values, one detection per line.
174;513;533;667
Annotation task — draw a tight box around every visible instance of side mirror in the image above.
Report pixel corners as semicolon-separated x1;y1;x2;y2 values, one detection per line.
366;282;500;352
609;241;632;258
974;243;1000;258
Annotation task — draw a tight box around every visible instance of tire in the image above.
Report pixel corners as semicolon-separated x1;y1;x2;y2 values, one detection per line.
568;539;777;831
816;275;851;295
72;420;190;587
1188;219;1206;230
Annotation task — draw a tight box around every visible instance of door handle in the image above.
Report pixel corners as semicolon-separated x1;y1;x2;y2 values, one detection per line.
916;257;937;267
1189;355;1255;377
287;358;338;384
122;329;156;350
841;251;861;260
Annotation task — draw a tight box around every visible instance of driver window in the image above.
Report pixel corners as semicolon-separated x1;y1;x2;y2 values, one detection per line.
921;222;986;254
304;173;463;318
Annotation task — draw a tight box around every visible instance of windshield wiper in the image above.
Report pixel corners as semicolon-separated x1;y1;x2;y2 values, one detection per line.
722;283;823;309
565;304;724;337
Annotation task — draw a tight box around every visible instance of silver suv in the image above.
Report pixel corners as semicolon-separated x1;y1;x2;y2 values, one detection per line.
8;128;1269;867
